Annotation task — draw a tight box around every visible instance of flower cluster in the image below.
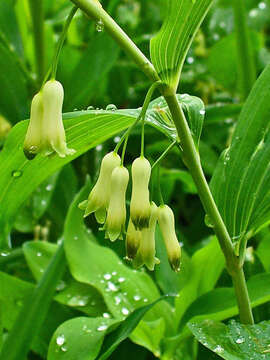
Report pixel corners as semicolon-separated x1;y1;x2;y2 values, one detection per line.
23;80;75;160
80;153;181;272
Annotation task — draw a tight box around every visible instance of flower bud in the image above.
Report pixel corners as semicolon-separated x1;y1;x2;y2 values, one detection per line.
133;202;160;271
23;92;44;159
42;80;75;157
80;151;121;223
158;205;181;272
130;157;151;230
104;166;129;241
125;218;141;260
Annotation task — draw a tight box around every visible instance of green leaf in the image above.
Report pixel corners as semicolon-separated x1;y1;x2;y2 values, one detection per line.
189;319;270;359
23;240;109;317
47;317;118;360
0;94;202;248
150;0;214;90
182;273;270;328
99;297;167;360
175;237;225;324
210;64;270;244
147;94;205;146
0;243;66;360
63;180;176;334
64;33;120;110
0;42;29;123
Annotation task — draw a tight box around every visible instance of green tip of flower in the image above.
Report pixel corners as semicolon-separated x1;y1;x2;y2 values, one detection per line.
169;257;181;272
95;208;106;224
132;216;150;230
23;148;37;160
78;200;88;211
126;241;139;260
105;228;122;242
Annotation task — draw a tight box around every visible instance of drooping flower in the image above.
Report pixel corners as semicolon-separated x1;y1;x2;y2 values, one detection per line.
133;202;160;271
125;218;141;260
23;80;75;160
104;165;129;241
42;80;75;157
23;92;44;159
158;205;181;272
79;151;121;223
130;156;151;230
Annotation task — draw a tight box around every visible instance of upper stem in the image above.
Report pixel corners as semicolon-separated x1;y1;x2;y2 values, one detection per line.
28;0;45;86
70;0;159;82
233;0;256;100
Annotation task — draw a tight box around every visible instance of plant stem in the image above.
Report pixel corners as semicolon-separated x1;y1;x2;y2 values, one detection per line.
69;0;254;325
28;0;45;86
70;0;159;82
164;92;254;324
152;140;177;171
231;267;254;324
51;6;78;79
233;0;256;100
0;248;24;266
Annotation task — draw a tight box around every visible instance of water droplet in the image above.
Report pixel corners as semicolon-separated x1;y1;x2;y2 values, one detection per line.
37;252;42;257
104;273;111;280
236;337;245;344
112;271;117;276
106;281;118;292
1;251;9;257
56;280;66;291
61;346;67;352
68;295;89;307
46;184;53;191
118;277;125;283
187;56;194;64
87;106;94;110
74;235;78;240
97;324;108;332
56;334;65;346
143;298;148;303
199;109;206;116
249;9;258;17
106;104;117;111
103;312;110;318
121;307;129;316
96;19;104;32
96;145;103;152
214;345;224;353
259;2;267;9
114;296;121;305
133;295;141;301
114;136;121;144
205;214;214;228
12;170;22;178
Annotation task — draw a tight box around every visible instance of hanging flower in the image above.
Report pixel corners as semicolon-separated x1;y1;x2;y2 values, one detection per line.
104;165;129;241
23;80;75;160
23;92;44;159
130;156;151;230
158;205;181;272
42;80;75;157
79;151;121;223
125;218;142;260
133;202;160;271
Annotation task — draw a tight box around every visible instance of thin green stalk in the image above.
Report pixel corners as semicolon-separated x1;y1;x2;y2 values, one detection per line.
164;92;254;324
121;135;129;165
114;81;161;154
140;115;145;157
70;0;159;82
0;242;66;359
51;6;78;79
152;140;177;171
157;166;164;205
28;0;45;86
233;0;256;100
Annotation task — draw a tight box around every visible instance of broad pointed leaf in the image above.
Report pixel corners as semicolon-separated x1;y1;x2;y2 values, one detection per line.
150;0;214;90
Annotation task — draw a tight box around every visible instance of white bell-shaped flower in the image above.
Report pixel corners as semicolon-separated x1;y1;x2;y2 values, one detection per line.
23;92;44;159
79;151;121;223
133;202;160;271
158;205;181;272
125;218;142;260
42;80;75;157
104;165;129;241
130;156;151;230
